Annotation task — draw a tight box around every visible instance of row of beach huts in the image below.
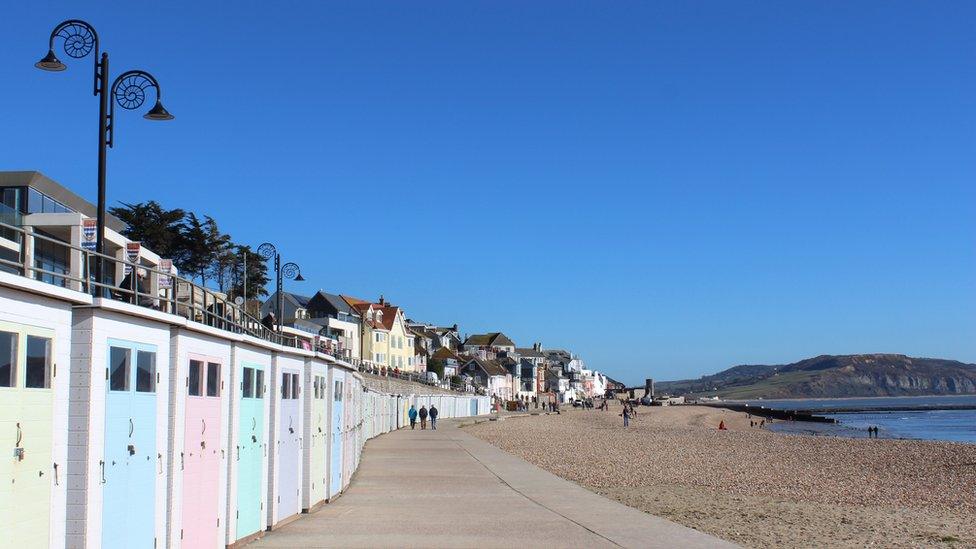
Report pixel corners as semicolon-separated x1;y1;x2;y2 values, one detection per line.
0;269;489;549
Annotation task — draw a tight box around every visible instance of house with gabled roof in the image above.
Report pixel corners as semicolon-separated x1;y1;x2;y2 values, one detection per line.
301;289;362;361
462;332;516;359
406;320;462;352
342;294;418;372
459;357;514;400
408;326;431;373
260;291;312;324
430;346;462;378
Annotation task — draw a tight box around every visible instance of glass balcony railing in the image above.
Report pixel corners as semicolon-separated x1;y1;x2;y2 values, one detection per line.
0;203;22;244
0;218;295;347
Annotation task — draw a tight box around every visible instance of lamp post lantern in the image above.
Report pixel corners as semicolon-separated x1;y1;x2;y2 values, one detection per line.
257;242;304;334
36;20;174;291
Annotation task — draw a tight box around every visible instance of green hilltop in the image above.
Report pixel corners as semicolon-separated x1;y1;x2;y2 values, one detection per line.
657;354;976;399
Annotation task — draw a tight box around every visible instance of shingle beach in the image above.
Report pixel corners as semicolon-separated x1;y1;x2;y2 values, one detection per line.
465;405;976;548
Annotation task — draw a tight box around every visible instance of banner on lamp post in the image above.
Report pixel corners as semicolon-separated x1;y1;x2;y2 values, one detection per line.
124;242;141;276
159;259;173;288
81;219;97;250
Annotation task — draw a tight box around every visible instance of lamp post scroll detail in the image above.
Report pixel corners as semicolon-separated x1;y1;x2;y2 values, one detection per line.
258;243;304;335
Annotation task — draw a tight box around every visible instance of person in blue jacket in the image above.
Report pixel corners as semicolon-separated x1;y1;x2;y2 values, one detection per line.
408;405;418;429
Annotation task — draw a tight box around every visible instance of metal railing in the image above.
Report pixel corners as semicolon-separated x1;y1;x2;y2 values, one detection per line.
0;219;297;346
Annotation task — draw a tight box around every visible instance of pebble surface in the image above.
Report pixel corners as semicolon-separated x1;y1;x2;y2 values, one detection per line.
466;405;976;548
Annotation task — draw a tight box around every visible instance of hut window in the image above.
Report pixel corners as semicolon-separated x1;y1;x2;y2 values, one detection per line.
206;363;220;397
25;336;51;389
0;331;16;387
136;351;156;393
281;372;291;399
256;370;265;398
110;347;130;391
242;367;254;398
188;360;203;396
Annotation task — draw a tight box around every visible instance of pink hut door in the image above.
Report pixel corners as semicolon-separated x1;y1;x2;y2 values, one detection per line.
181;358;222;548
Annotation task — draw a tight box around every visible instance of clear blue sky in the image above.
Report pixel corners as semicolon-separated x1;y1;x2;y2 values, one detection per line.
2;2;974;384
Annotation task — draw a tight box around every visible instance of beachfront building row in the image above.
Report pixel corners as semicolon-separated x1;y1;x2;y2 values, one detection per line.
1;170;602;405
0;171;492;548
0;269;490;549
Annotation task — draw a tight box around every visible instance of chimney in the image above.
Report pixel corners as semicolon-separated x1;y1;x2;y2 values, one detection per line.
379;294;385;305
452;323;458;331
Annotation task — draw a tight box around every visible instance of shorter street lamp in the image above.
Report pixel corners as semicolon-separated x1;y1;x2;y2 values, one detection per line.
257;242;304;334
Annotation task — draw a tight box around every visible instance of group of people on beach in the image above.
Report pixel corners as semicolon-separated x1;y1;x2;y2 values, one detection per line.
408;404;438;430
866;425;880;438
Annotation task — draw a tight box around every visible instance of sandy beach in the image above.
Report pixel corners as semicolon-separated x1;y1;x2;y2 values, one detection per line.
465;405;976;548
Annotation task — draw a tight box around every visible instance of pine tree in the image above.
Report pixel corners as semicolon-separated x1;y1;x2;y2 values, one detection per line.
203;217;233;291
177;212;212;285
228;245;270;300
108;201;186;261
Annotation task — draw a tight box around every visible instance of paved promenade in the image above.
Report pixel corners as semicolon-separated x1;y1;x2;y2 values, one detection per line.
251;418;736;548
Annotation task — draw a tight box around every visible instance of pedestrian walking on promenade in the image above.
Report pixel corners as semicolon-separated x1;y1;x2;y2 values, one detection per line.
419;405;429;430
429;405;438;430
622;406;631;427
408;405;418;429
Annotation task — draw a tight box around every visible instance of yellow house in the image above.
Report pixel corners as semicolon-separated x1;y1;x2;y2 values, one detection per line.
341;295;417;372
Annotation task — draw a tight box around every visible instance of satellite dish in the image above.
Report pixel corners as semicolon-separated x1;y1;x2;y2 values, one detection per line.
234;296;245;306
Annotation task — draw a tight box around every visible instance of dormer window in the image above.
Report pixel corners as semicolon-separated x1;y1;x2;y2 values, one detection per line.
295;308;308;319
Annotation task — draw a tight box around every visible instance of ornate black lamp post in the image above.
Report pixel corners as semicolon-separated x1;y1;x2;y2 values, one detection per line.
36;20;174;290
257;242;304;333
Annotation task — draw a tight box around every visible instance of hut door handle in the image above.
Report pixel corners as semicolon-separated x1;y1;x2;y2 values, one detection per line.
236;445;240;461
99;460;106;484
53;462;59;486
129;418;134;437
288;416;294;434
252;417;256;430
158;453;163;474
180;452;185;470
202;419;206;434
16;422;23;446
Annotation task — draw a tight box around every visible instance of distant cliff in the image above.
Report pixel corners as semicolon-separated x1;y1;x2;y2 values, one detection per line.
658;354;976;399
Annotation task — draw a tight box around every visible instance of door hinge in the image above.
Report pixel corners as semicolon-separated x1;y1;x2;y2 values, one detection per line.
217;517;220;527
180;529;183;539
105;368;109;380
277;496;280;503
260;502;263;510
236;510;239;518
53;363;56;378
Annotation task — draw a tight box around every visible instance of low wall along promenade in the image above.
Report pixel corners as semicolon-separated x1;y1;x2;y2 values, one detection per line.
0;271;489;549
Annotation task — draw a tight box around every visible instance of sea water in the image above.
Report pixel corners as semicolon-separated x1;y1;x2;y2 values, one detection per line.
732;395;976;444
